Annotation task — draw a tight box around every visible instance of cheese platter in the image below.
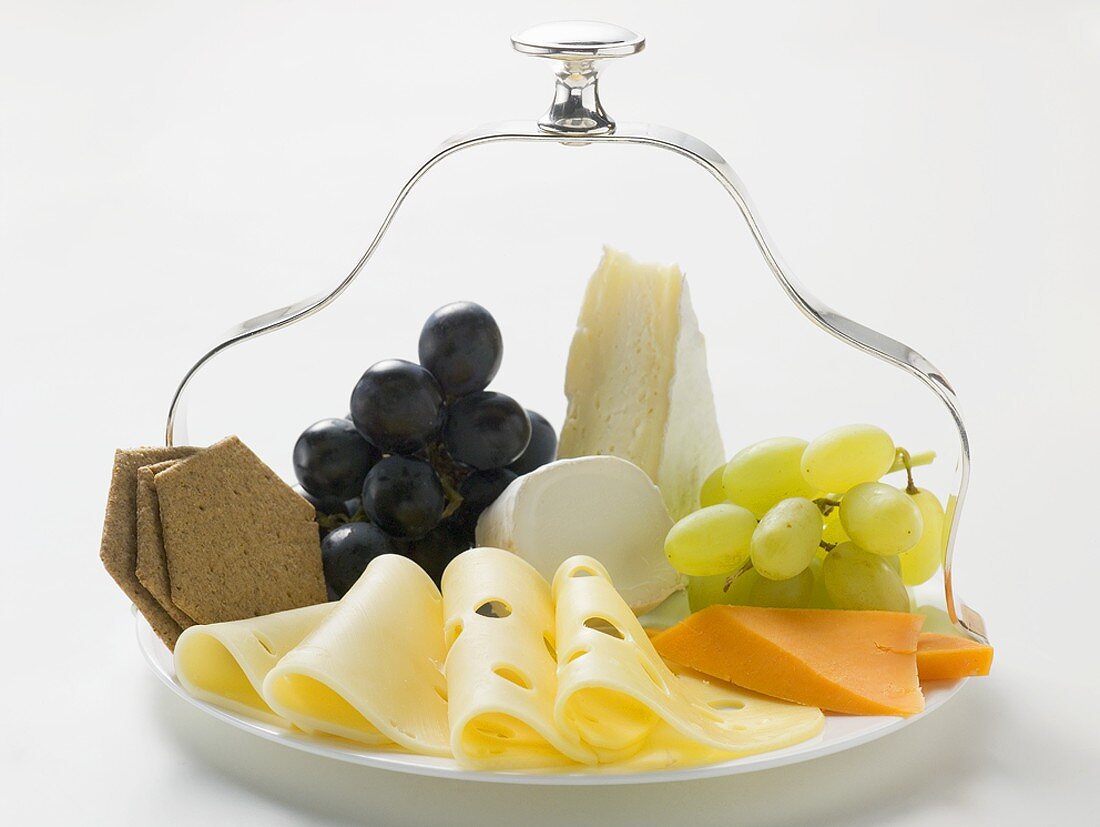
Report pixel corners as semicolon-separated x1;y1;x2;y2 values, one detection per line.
98;21;992;784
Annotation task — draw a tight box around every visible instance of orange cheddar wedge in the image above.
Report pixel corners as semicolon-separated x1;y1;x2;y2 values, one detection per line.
916;633;993;681
653;605;925;716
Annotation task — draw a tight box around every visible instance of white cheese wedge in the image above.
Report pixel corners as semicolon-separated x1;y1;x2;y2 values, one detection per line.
174;602;335;726
262;554;451;755
475;456;681;614
441;547;593;769
558;247;725;520
552;555;824;764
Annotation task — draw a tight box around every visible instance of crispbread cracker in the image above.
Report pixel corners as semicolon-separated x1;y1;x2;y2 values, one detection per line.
99;446;199;649
157;435;326;624
135;460;194;629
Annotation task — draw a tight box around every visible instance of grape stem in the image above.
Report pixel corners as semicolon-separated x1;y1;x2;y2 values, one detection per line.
316;509;365;530
887;448;934;476
819;540;837;552
895;448;920;494
426;443;469;517
722;560;753;593
813;497;841;515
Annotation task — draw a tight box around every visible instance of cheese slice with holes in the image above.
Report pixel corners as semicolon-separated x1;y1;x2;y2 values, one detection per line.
174;602;335;725
262;554;451;755
558;247;725;520
442;547;594;768
552;556;824;764
608;664;814;772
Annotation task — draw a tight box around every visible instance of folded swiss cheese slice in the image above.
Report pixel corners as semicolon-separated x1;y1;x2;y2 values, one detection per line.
262;554;451;755
552;556;825;765
174;602;335;725
442;547;593;769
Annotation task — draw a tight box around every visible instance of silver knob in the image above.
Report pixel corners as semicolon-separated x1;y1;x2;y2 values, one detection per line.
511;21;645;135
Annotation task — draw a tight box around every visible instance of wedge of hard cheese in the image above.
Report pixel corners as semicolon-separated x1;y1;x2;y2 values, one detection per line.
916;633;993;681
653;605;925;716
558;247;724;521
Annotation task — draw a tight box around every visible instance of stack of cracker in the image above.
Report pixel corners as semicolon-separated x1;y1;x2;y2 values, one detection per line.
100;435;328;649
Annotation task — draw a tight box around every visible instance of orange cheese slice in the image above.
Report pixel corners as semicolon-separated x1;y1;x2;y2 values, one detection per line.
916;632;993;681
653;605;925;716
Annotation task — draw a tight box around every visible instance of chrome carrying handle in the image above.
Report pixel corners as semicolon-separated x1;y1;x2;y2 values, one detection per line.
166;21;985;643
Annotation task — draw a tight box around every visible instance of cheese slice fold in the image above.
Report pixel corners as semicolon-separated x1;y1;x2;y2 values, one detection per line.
442;547;593;768
174;602;335;725
262;554;451;755
552;556;824;764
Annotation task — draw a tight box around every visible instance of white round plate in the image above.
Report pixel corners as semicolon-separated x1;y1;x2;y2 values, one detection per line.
138;613;966;785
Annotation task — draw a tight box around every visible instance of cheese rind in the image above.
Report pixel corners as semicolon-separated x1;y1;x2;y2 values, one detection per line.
174;602;335;725
262;554;451;754
552;556;824;764
442;547;593;768
654;605;926;716
475;456;681;614
558;247;725;520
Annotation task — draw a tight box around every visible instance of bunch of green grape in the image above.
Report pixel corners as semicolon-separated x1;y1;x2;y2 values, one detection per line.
665;424;947;613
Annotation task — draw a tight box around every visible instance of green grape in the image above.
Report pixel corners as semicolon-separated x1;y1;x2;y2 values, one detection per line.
687;574;726;612
801;424;896;492
914;604;960;637
822;542;910;612
806;557;834;609
723;437;818;519
750;497;823;580
821;502;849;545
748;567;814;608
699;464;728;508
686;568;758;612
898;489;945;585
839;481;923;555
665;504;757;576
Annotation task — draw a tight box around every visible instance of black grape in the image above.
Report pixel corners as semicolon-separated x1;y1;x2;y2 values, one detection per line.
349;360;445;455
457;468;516;521
321;522;401;598
293;483;350;518
404;520;474;586
361;455;446;539
443;392;531;470
293;418;380;500
418;302;503;397
506;409;557;476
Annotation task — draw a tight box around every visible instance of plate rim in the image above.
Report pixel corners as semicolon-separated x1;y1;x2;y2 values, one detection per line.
137;610;966;786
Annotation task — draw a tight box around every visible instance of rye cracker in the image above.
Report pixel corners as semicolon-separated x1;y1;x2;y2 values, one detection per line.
135;459;194;629
156;435;326;624
99;446;199;649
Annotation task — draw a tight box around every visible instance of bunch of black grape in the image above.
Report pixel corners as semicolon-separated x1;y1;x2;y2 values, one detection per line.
292;302;557;597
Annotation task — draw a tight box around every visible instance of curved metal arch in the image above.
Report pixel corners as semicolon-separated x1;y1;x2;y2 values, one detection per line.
165;120;985;643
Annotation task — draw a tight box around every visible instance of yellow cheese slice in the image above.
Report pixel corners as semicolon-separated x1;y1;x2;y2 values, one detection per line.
442;548;594;769
174;602;335;726
262;554;451;755
608;664;823;771
552;556;825;766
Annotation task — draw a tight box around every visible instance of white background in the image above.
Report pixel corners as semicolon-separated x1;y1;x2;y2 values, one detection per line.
2;1;1099;824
